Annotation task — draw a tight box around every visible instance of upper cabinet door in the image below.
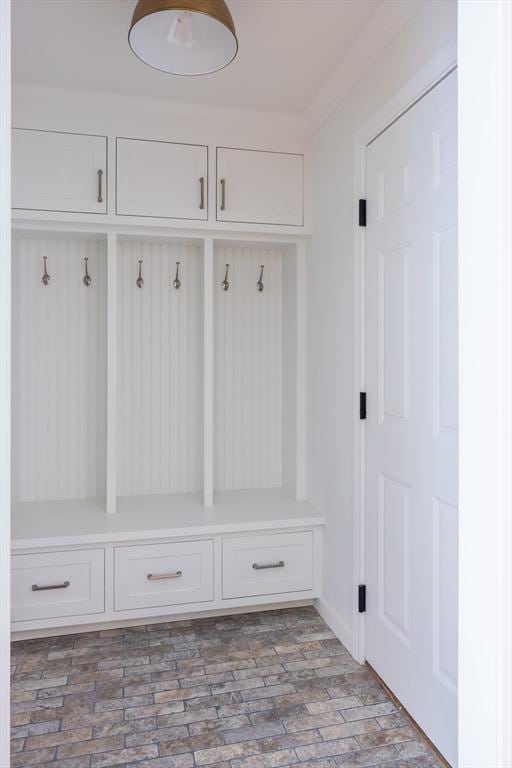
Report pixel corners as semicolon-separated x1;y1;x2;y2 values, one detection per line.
12;129;107;214
116;138;208;220
216;147;304;226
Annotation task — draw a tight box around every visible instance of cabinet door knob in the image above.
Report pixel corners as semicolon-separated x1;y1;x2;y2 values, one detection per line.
220;178;226;211
97;169;103;204
199;177;205;210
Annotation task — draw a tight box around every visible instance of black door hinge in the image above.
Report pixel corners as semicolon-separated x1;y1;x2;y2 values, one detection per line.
359;392;367;420
358;584;366;613
358;199;366;227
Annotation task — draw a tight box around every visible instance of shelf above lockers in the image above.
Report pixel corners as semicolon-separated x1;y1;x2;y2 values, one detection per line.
11;230;107;506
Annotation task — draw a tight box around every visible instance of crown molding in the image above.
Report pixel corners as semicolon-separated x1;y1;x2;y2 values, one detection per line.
12;82;310;138
303;0;422;135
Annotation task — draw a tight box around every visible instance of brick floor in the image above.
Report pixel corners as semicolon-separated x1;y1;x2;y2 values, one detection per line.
11;606;443;767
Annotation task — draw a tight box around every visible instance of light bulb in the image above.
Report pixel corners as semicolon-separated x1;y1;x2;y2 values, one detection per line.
166;11;194;48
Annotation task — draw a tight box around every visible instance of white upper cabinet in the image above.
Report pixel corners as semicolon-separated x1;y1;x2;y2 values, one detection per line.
216;147;304;226
116;138;208;220
12;129;107;214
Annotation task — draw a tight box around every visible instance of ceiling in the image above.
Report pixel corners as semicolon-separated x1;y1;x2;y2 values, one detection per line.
12;0;382;115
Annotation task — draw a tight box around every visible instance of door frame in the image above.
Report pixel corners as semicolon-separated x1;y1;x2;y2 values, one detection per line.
351;39;457;667
0;0;11;765
458;2;512;765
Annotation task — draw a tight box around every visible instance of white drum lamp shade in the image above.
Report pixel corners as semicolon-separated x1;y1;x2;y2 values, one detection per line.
129;0;238;76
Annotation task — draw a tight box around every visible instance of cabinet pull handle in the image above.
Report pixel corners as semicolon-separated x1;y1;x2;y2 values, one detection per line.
97;169;103;204
220;178;226;211
252;561;285;570
147;570;182;581
199;177;205;210
32;580;70;591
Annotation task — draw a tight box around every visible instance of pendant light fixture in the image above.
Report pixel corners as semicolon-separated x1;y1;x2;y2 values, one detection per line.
129;0;238;76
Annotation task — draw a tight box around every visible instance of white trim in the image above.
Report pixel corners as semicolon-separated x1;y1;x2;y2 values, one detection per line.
203;237;214;507
11;212;311;240
106;232;117;514
314;596;353;657
12;599;315;641
13;83;310;138
351;41;457;667
0;1;10;764
458;2;512;765
305;0;421;135
296;240;307;500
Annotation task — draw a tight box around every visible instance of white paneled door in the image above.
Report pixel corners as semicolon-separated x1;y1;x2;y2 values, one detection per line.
365;71;457;764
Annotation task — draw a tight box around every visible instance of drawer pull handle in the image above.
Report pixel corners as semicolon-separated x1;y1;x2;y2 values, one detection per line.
147;570;182;581
252;560;285;570
199;176;205;210
97;169;103;204
32;580;70;592
220;178;226;211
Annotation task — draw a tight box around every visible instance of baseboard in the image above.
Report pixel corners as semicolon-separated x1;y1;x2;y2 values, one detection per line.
11;599;314;641
314;596;355;659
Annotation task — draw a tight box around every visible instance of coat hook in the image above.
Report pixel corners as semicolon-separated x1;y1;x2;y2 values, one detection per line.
221;264;230;291
136;259;144;289
83;257;92;287
173;261;181;290
257;265;264;293
42;256;50;286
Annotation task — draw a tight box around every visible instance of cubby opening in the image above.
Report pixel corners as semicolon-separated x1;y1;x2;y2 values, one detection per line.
11;230;108;517
213;240;302;504
115;235;204;512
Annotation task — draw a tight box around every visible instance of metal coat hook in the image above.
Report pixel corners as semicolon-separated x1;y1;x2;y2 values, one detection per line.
42;256;50;286
221;264;230;291
136;259;144;289
257;265;264;293
83;257;92;287
173;261;181;290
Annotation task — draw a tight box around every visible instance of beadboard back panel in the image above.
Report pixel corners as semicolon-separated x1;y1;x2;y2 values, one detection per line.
214;245;283;490
116;238;203;496
12;232;107;503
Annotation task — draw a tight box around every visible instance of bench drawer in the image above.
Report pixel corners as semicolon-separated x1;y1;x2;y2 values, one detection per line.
114;540;214;611
12;549;105;622
222;531;313;599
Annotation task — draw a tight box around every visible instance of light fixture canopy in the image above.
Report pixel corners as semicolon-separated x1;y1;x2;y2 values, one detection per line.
129;0;238;76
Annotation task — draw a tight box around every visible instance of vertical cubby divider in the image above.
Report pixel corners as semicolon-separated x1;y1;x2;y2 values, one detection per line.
106;231;117;514
203;237;214;508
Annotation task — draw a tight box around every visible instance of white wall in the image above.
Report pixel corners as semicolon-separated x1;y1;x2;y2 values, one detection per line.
0;1;10;763
308;0;457;650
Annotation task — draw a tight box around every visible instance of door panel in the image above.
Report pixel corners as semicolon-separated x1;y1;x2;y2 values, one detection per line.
365;71;457;765
12;129;107;214
116;138;207;220
216;147;303;226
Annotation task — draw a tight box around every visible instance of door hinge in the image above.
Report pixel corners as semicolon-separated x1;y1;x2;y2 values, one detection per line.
358;584;366;613
358;199;366;227
359;392;367;420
